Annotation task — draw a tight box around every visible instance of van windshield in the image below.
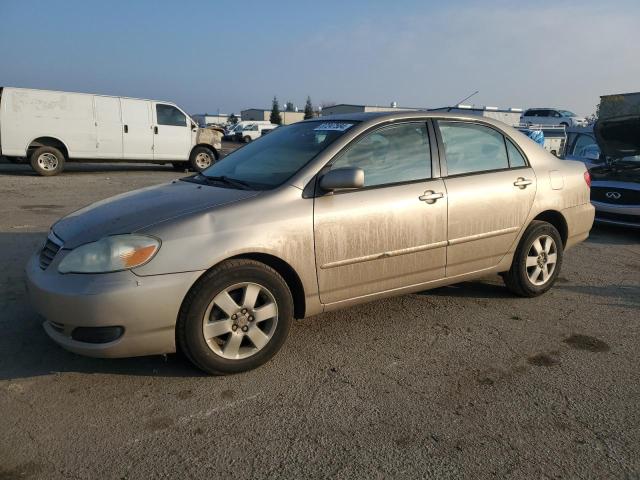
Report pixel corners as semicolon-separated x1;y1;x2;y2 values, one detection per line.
197;121;357;189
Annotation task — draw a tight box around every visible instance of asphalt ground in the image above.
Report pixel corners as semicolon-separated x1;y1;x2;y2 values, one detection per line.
1;146;639;479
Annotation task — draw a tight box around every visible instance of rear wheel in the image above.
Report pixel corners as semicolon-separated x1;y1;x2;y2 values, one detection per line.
503;221;563;297
177;259;293;375
243;136;252;143
30;146;65;176
189;146;215;172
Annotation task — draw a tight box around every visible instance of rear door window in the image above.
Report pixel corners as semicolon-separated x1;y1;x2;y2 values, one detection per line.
438;122;510;175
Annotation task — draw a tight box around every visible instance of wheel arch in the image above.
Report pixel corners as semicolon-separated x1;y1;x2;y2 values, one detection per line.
26;136;70;159
191;143;219;160
228;253;306;319
182;252;307;321
532;210;568;247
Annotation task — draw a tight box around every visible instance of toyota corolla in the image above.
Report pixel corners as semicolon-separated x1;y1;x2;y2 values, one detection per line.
26;112;595;374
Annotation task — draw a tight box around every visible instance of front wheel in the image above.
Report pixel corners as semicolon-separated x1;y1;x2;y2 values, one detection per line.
177;259;293;375
189;146;215;172
502;221;563;297
243;136;252;144
30;146;65;176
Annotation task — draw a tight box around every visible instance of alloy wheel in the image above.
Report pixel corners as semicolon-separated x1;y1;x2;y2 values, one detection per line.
202;282;278;360
526;235;557;286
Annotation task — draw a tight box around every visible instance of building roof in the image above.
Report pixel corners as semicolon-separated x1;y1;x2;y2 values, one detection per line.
322;103;425;110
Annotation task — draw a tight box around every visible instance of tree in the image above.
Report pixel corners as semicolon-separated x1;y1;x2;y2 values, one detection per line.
285;101;295;112
270;96;282;125
304;96;314;119
228;113;238;125
585;102;600;126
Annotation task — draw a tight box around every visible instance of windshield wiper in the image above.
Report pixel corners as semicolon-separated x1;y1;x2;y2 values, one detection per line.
202;175;254;190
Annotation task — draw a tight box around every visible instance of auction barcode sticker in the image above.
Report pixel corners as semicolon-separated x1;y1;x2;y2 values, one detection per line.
314;122;353;132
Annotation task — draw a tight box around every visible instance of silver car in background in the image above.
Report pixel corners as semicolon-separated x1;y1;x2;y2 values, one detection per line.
521;108;587;128
26;112;594;374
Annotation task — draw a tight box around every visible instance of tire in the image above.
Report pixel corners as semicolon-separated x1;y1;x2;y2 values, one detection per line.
243;136;252;144
503;221;563;297
189;146;215;172
177;259;294;375
30;146;65;176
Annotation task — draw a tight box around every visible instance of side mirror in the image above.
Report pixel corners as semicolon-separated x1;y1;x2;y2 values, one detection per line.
319;167;365;191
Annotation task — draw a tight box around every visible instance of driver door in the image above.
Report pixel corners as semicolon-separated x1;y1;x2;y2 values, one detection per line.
313;122;447;304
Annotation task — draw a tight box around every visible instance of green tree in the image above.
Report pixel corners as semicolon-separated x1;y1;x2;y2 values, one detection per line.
285;101;295;112
270;96;282;125
228;113;238;125
304;96;314;119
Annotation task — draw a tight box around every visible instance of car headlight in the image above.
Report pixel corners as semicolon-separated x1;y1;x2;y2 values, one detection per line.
58;235;160;274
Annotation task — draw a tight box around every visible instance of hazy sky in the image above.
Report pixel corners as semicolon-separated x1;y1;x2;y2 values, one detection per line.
1;0;638;116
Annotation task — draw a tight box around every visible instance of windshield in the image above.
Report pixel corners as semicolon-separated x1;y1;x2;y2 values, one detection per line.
200;120;357;189
559;110;576;117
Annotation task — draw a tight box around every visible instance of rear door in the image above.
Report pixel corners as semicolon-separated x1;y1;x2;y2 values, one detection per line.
152;103;191;160
314;121;447;304
94;96;123;159
121;99;153;160
435;120;536;277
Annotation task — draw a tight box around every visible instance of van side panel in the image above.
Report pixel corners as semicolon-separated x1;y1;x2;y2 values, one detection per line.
121;99;154;160
0;88;96;158
94;96;124;159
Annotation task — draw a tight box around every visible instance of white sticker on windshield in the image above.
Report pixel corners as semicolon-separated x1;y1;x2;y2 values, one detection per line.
314;122;353;132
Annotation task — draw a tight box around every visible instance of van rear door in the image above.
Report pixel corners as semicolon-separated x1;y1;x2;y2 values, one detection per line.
121;99;153;160
94;96;123;159
152;103;191;160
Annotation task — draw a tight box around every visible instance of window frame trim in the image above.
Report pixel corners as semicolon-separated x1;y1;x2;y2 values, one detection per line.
310;119;439;197
155;102;188;127
433;119;530;178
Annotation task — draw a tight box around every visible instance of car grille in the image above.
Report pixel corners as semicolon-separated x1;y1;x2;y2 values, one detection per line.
40;233;63;270
591;187;640;205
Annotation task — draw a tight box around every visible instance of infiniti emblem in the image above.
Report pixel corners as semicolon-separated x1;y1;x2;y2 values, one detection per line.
606;191;622;200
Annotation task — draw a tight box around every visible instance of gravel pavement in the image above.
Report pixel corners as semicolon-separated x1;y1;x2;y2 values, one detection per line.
1;153;639;479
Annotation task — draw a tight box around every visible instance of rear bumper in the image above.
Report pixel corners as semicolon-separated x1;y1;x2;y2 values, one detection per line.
26;252;204;358
563;202;595;250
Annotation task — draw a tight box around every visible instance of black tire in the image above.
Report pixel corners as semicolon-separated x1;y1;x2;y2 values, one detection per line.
177;259;293;375
189;146;215;172
503;221;563;297
29;146;65;176
243;136;252;144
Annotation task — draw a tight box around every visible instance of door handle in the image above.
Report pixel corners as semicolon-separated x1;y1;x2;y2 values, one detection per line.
154;126;158;134
123;124;128;133
513;177;533;189
419;191;444;204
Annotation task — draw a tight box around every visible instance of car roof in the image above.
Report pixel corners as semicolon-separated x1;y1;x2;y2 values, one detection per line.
302;110;513;126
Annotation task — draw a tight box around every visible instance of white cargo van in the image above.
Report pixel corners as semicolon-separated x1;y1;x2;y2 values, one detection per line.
0;87;222;176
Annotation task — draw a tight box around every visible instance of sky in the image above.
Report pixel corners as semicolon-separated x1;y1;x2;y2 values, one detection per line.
1;0;638;117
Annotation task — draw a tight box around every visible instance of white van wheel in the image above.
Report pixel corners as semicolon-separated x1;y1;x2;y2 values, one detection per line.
189;146;215;172
30;147;65;176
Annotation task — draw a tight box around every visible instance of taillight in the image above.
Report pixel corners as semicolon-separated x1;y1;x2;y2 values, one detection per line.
584;171;591;188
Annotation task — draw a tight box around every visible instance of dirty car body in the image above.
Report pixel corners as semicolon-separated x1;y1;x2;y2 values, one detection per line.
26;112;594;374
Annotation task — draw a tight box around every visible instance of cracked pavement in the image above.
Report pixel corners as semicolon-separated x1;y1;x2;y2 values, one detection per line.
1;154;639;479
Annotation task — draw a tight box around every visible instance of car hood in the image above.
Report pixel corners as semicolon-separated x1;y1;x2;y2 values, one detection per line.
53;179;259;248
594;115;640;158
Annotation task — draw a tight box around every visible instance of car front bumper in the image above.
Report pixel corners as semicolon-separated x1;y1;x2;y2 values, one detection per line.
26;252;204;358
